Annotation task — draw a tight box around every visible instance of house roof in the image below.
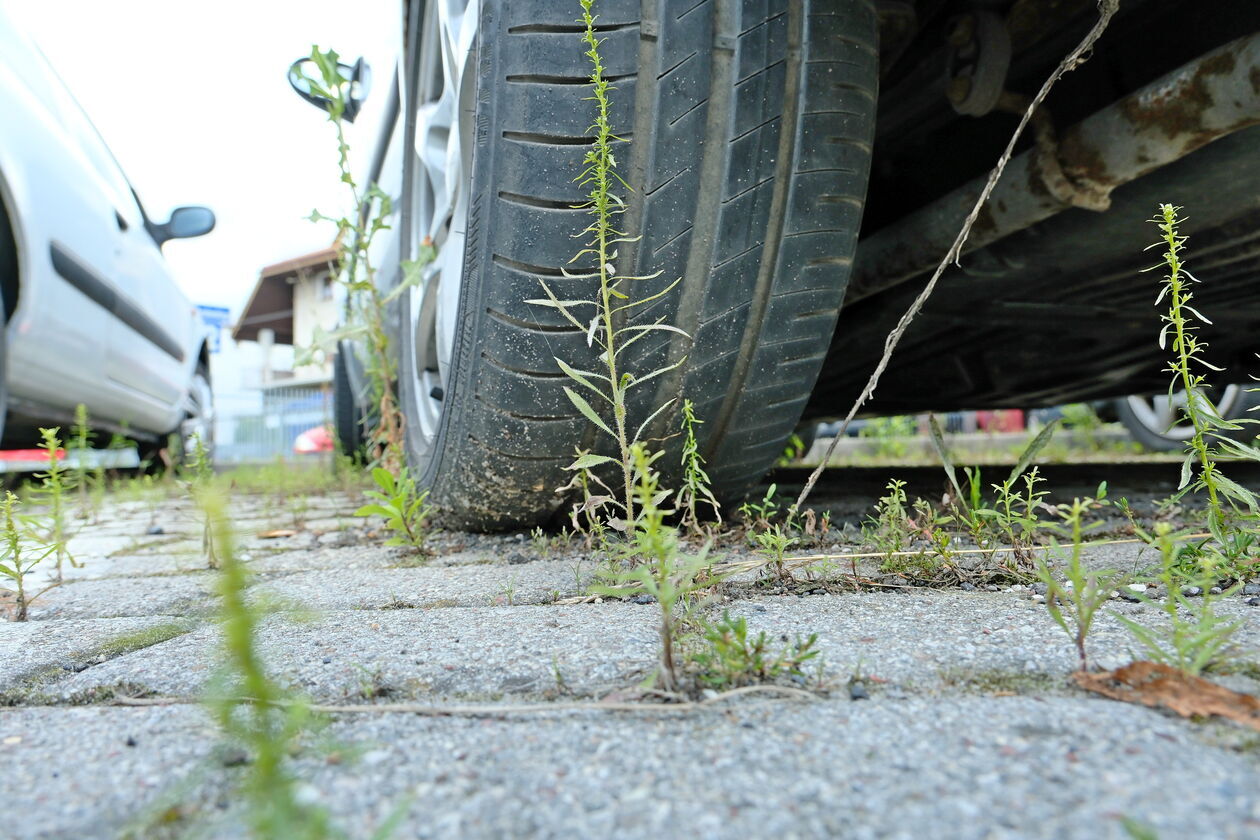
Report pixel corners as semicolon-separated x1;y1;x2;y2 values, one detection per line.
232;246;339;344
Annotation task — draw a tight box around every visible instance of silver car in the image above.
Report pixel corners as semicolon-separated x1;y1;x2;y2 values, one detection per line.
0;7;215;452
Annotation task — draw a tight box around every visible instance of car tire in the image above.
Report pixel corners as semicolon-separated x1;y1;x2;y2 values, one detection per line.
399;0;878;529
1114;385;1260;452
333;344;367;460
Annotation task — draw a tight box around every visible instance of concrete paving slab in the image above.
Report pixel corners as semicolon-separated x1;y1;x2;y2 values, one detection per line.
0;616;194;692
29;573;219;620
5;696;1256;840
251;560;594;610
50;605;661;702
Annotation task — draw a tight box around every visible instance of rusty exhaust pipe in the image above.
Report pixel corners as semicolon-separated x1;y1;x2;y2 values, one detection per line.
848;32;1260;304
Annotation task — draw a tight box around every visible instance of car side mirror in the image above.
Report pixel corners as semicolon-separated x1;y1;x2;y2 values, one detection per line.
154;206;215;245
288;55;371;123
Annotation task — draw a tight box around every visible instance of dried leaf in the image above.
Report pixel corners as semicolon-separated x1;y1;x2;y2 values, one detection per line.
257;529;298;539
1074;661;1260;731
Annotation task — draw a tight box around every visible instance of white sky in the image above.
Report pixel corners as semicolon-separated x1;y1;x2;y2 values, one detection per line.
10;0;399;317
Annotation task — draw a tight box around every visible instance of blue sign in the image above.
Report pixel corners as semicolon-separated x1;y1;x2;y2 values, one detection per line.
197;305;232;353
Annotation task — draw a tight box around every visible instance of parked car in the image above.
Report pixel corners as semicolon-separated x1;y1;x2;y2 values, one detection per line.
0;7;215;453
298;0;1260;528
1114;386;1260;452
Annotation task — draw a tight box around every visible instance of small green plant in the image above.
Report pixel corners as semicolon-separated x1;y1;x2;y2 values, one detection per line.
181;433;219;569
355;467;433;552
776;432;807;467
678;400;721;537
751;524;799;581
978;467;1050;563
591;446;717;692
858;414;917;459
201;489;333;839
739;483;781;531
527;0;687;528
691;611;818;689
864;478;913;556
0;491;57;621
1059;403;1106;451
68;403;98;519
1035;491;1125;671
1118;520;1242;675
28;427;78;581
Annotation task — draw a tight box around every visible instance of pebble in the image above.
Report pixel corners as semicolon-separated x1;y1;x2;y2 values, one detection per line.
145;525;165;535
1210;587;1223;595
631;594;655;605
1246;597;1260;607
1031;594;1045;603
1182;586;1202;597
506;552;530;565
1243;584;1260;596
1031;582;1049;595
849;681;869;701
960;583;976;592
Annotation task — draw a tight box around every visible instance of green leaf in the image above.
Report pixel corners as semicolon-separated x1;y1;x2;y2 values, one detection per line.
928;414;963;499
563;387;615;438
1008;419;1059;485
568;453;616;470
1178;453;1194;490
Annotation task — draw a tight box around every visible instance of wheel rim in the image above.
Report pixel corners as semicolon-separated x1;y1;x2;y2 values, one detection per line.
404;0;477;461
1124;384;1243;441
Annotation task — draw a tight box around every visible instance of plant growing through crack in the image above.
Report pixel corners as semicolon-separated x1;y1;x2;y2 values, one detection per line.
679;399;721;537
1035;491;1125;671
201;489;334;838
27;427;78;581
0;491;57;621
591;446;717;692
1117;518;1242;675
355;467;433;553
528;0;687;527
691;611;818;690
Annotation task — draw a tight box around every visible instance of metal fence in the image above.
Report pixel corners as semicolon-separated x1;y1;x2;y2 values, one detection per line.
214;383;332;464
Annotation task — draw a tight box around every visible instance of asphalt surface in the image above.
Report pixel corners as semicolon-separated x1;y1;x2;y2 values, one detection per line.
1;465;1258;839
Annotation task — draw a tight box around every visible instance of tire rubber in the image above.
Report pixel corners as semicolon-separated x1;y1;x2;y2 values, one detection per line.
404;0;878;529
1114;388;1260;453
333;346;366;459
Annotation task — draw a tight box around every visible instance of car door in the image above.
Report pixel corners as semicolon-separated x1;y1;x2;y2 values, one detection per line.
0;20;113;415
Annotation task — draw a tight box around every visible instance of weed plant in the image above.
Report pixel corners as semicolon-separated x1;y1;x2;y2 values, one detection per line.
678;399;721;537
201;490;333;838
1035;491;1125;671
528;0;687;527
355;467;432;552
69;403;97;519
738;484;781;532
864;479;912;556
591;446;716;692
182;434;219;569
751;525;799;581
1118;520;1242;675
691;611;818;689
0;491;57;621
28;427;77;581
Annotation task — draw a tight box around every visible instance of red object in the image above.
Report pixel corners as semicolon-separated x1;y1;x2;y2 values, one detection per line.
975;410;1025;433
293;425;334;454
0;449;64;461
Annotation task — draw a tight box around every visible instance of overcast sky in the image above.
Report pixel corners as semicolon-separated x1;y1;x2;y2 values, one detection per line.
9;0;399;317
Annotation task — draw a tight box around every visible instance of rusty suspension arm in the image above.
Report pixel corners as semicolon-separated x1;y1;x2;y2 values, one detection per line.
848;32;1260;305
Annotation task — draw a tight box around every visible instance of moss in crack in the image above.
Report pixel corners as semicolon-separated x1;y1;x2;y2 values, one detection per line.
94;621;193;659
938;667;1064;695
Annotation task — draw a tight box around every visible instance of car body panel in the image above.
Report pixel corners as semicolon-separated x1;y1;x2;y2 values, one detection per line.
0;6;208;440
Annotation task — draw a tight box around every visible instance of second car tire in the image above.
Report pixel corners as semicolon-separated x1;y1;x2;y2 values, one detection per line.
400;0;878;529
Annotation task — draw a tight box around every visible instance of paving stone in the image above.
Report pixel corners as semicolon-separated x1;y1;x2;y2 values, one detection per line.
251;561;594;610
28;573;219;620
0;616;194;691
50;605;661;702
